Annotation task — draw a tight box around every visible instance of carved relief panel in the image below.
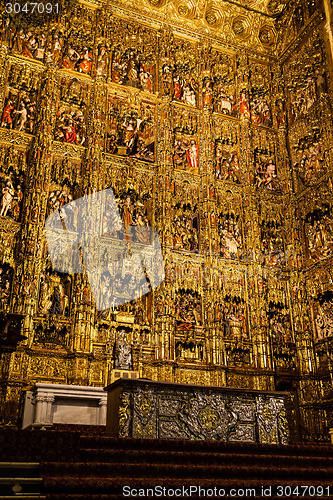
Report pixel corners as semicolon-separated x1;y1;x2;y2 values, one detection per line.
99;166;155;309
111;18;158;94
1;11;48;62
259;202;286;267
160;35;198;107
313;290;333;342
268;299;293;344
249;60;272;127
213;117;241;183
284;32;327;126
211;190;243;260
170;180;199;254
266;273;296;370
0;262;13;308
174;288;204;362
222;268;249;341
37;268;72;318
250;128;280;191
172;105;199;174
301;190;333;264
201;47;237;115
0;145;26;223
47;154;82;229
55;76;90;145
106;91;155;163
290;122;328;189
1;62;41;135
47;3;96;75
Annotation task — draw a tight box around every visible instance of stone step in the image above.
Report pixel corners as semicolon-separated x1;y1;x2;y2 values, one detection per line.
42;476;333;494
80;446;333;466
79;435;333;455
0;463;40;478
40;461;333;480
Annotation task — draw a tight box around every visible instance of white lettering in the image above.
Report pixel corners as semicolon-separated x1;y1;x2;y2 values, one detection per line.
123;486;131;497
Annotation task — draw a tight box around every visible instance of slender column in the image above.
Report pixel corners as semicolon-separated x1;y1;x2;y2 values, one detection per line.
98;398;107;425
13;67;59;346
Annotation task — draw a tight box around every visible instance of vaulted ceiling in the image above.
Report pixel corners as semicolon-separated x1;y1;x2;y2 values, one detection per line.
142;0;290;17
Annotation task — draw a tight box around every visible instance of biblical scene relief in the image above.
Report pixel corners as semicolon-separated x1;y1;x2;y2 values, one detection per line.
111;48;155;93
0;262;13;307
171;181;199;253
222;295;247;340
249;61;272;127
96;260;149;313
106;185;153;242
314;291;333;341
217;213;242;260
34;322;69;348
93;173;155;311
111;20;157;93
251;130;280;191
175;290;202;330
37;271;71;317
0;172;24;221
260;209;285;267
284;33;327;125
292;131;327;187
46;5;95;74
161;37;198;106
172;107;199;174
213;118;241;183
175;289;204;362
106;94;155;162
304;204;333;263
54;106;86;145
201;48;237;115
268;301;293;344
211;192;243;260
54;77;89;145
47;183;76;225
1;62;40;134
0;146;26;222
1;15;47;62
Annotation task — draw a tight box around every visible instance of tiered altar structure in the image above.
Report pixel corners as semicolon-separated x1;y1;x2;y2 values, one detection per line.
0;0;333;442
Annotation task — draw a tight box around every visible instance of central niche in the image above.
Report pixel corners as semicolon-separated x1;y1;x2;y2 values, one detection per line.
174;288;204;362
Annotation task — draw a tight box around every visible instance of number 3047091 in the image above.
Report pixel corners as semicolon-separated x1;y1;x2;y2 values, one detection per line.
6;3;59;14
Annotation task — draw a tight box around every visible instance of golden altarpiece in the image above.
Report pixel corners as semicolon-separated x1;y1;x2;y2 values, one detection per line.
0;0;332;442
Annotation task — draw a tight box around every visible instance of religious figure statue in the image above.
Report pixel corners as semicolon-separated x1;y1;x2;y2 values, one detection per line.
79;48;92;74
114;330;133;370
0;181;15;217
96;46;108;77
14;102;28;132
38;280;53;315
186;139;199;173
1;99;14;129
202;78;213;108
315;299;333;340
239;91;250;119
49;285;64;315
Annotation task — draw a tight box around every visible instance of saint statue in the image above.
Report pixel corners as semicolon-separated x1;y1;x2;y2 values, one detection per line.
114;330;133;370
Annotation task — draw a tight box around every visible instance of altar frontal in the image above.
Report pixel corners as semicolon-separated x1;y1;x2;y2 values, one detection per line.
105;379;289;444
